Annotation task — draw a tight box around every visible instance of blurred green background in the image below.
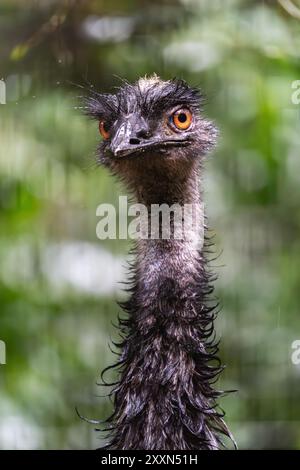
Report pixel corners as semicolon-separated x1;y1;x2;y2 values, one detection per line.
0;0;300;449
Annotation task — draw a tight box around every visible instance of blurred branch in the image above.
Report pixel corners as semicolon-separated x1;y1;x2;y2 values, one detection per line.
10;0;82;61
278;0;300;19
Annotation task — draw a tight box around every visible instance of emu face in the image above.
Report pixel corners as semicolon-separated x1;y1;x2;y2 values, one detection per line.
86;76;217;169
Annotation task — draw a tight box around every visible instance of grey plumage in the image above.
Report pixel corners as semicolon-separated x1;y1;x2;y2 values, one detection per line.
85;75;234;450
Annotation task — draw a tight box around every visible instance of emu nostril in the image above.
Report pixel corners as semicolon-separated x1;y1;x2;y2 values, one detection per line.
136;129;150;139
129;138;141;145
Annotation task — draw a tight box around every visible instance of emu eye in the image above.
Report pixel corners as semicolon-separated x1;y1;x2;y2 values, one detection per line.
99;120;111;139
171;109;192;131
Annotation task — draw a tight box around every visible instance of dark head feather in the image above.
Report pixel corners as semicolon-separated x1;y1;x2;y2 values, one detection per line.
85;75;204;119
84;74;216;173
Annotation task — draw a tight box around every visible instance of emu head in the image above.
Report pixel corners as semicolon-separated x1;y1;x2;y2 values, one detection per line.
86;75;217;190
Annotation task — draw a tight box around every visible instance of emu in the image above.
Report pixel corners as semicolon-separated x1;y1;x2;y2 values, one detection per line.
85;75;234;450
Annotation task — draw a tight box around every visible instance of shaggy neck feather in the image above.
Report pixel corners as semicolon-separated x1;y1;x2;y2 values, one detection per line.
102;158;232;450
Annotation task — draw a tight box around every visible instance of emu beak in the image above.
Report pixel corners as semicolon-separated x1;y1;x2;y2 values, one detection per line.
109;117;190;158
110;118;153;158
110;122;129;157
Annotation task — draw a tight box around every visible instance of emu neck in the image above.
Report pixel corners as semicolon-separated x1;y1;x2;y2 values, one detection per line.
123;155;200;205
106;156;229;450
129;158;203;299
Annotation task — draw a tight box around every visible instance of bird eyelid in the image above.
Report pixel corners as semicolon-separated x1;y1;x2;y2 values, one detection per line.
167;104;193;114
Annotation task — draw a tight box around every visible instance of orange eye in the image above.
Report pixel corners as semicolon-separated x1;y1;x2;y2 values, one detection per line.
99;120;111;139
171;109;192;130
